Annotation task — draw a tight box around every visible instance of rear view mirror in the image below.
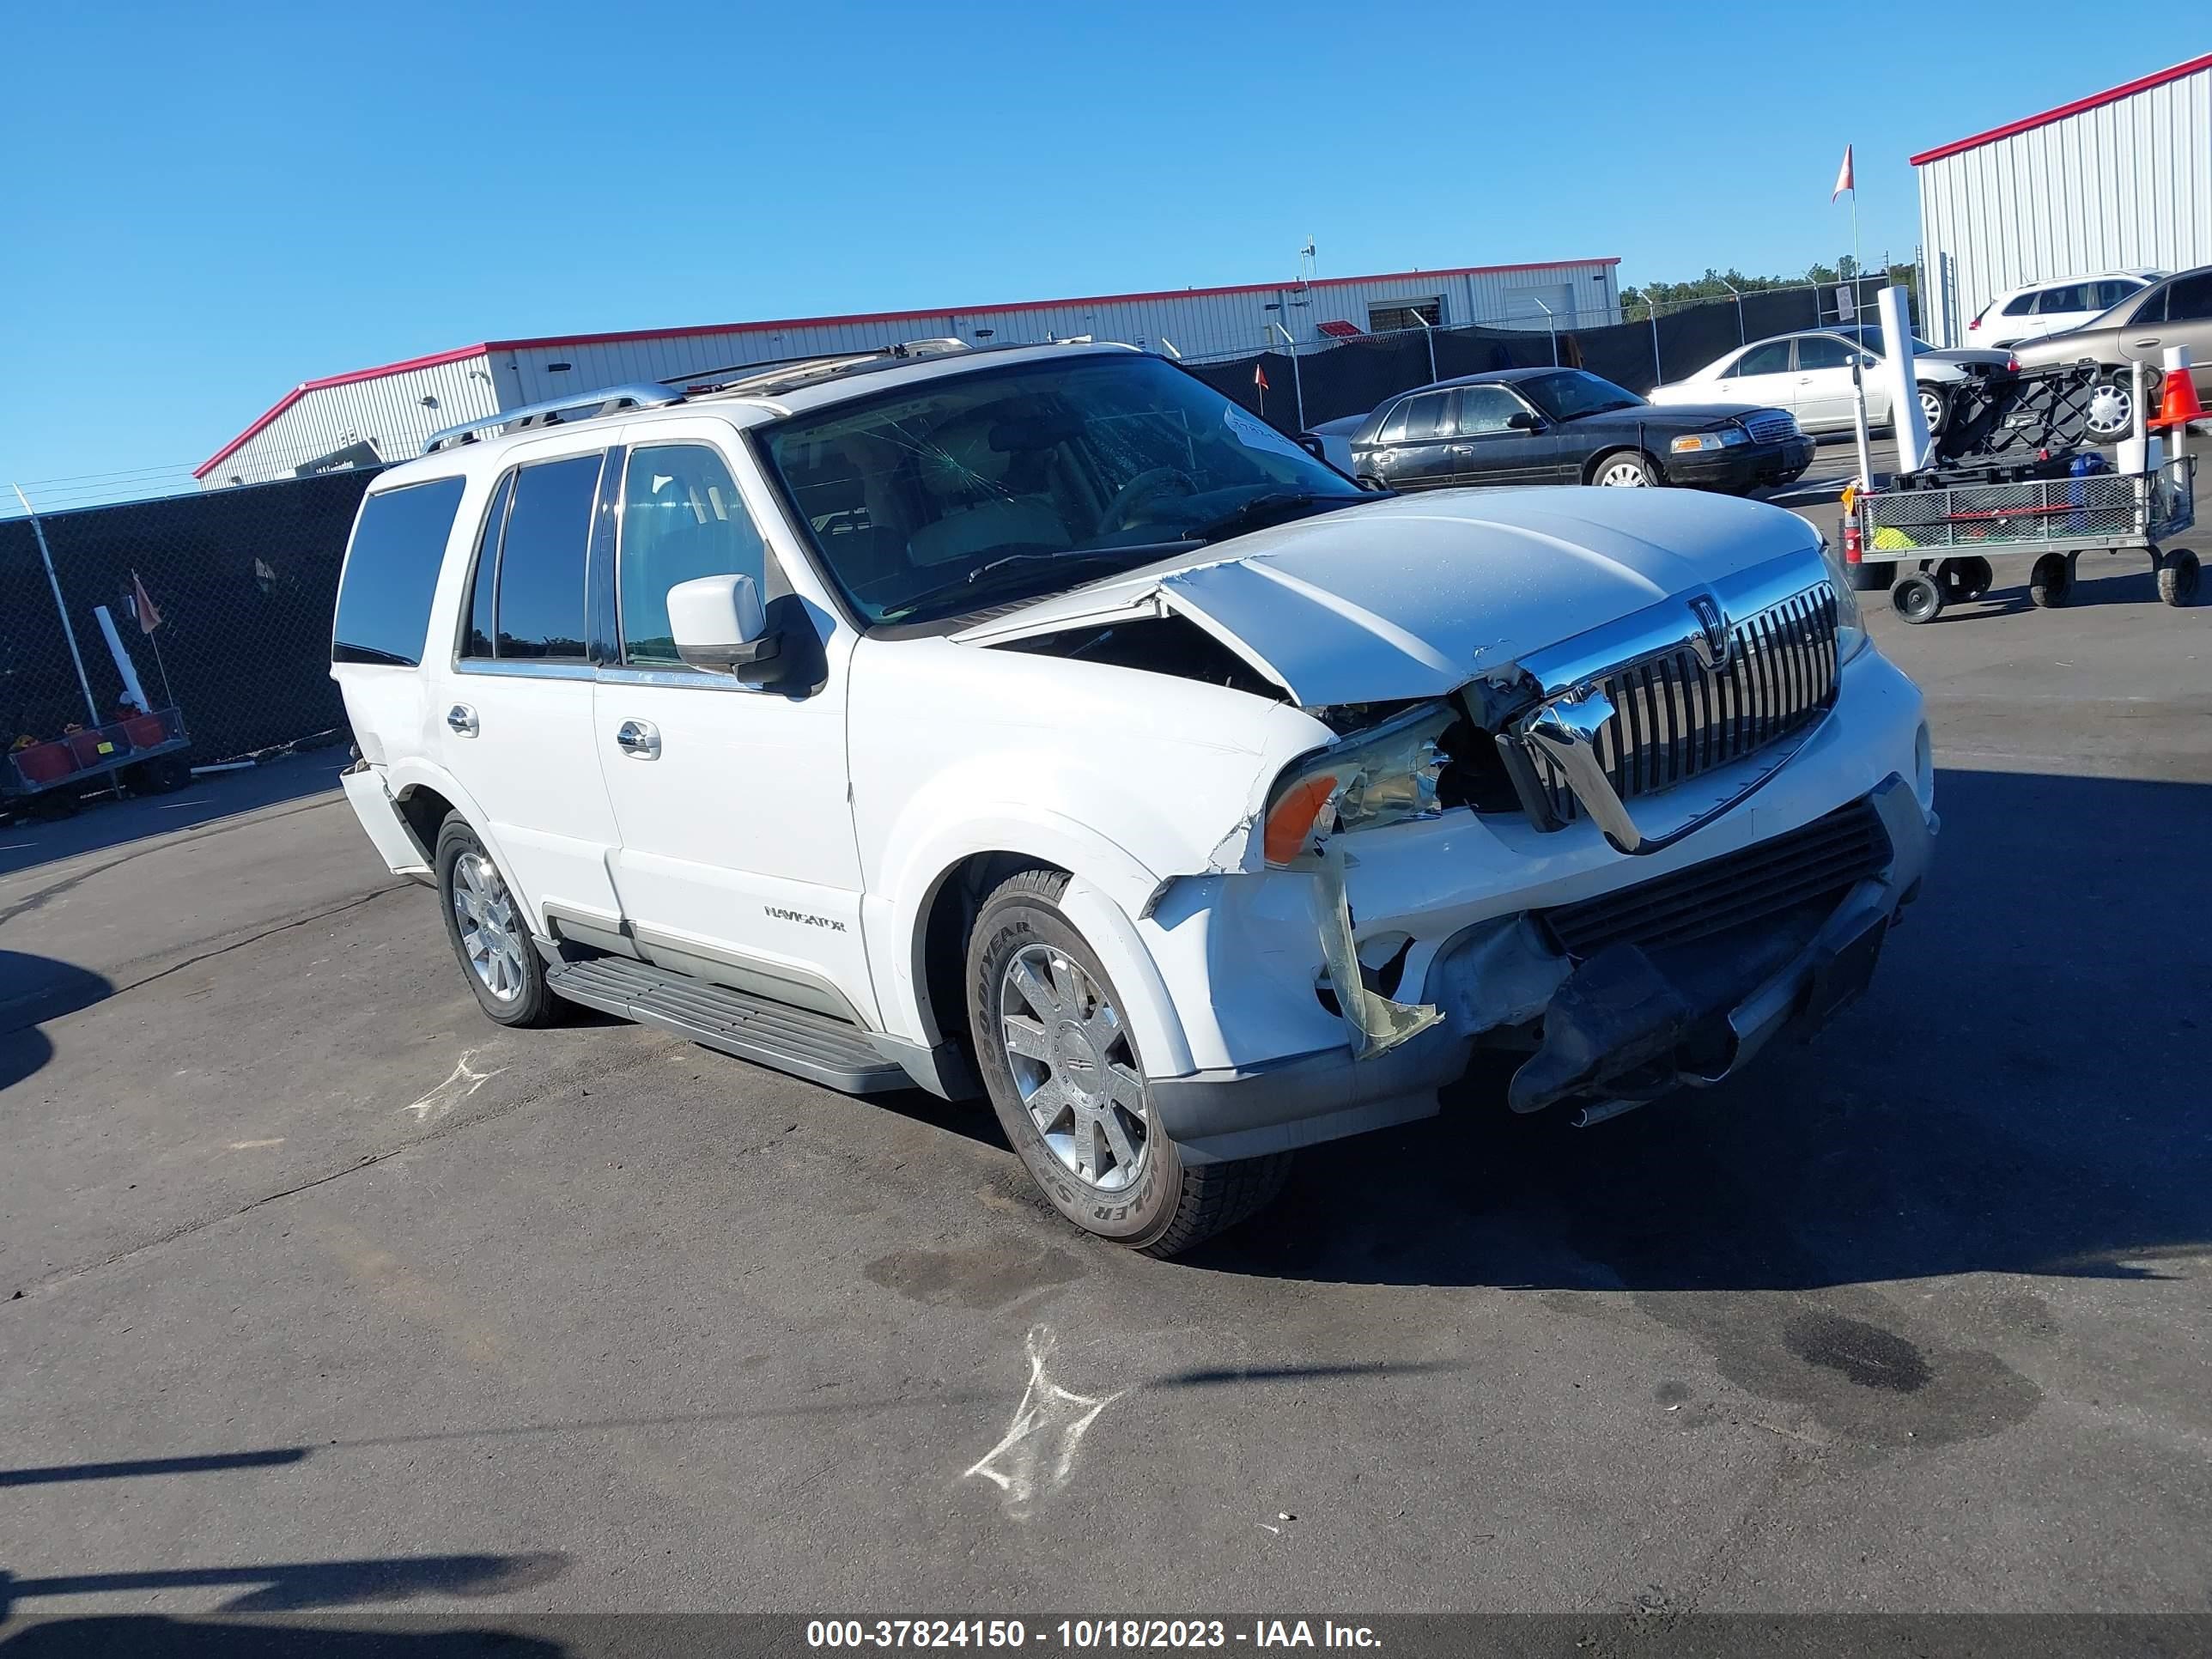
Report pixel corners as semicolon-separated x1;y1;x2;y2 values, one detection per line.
668;574;784;684
1507;410;1543;431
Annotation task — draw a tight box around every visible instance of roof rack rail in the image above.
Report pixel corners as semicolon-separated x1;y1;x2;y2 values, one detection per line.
423;382;684;455
684;337;973;399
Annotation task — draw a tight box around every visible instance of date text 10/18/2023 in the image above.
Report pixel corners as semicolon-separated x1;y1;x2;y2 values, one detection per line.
805;1620;1382;1650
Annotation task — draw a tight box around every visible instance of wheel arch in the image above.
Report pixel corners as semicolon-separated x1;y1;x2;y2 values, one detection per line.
888;822;1197;1080
1585;446;1663;486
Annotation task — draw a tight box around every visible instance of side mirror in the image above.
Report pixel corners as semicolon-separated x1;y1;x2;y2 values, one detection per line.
1296;433;1328;461
1507;410;1543;431
667;574;785;684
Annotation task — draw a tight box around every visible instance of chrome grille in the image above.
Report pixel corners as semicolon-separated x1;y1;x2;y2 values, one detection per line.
1522;584;1840;830
1742;410;1798;445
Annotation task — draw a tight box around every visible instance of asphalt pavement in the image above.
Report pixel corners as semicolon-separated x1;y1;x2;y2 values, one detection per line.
1;499;2208;1636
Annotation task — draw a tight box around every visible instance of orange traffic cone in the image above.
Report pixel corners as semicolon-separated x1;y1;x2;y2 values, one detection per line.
2149;364;2205;430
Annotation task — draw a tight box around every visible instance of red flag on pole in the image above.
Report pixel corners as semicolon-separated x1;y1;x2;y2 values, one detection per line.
1831;143;1854;202
131;571;162;634
1254;363;1271;392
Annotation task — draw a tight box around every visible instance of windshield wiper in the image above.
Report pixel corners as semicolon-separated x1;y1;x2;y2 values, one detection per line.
879;544;1194;623
1179;491;1364;544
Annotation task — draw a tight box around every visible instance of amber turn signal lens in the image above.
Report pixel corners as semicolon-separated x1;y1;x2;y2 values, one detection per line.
1262;772;1341;866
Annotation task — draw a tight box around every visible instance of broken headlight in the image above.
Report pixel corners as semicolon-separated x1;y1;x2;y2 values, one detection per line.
1261;702;1455;866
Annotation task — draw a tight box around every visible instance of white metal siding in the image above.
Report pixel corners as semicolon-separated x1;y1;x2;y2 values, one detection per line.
204;355;498;488
1918;64;2212;343
202;262;1622;479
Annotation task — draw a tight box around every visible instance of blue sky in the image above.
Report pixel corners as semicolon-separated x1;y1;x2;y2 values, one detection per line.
1;3;2197;507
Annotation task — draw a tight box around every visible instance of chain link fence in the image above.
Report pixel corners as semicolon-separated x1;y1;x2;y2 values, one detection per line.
0;468;380;783
1183;278;1922;433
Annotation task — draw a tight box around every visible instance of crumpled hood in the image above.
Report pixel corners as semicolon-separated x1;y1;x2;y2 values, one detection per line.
957;487;1823;708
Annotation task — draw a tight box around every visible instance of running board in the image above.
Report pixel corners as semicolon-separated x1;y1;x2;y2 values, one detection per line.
545;956;909;1094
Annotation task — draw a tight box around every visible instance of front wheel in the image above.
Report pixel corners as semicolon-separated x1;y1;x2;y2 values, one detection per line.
1892;573;1944;624
965;869;1290;1257
435;817;564;1027
1591;450;1662;488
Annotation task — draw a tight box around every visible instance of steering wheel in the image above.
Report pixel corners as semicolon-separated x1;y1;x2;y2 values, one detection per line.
1100;467;1197;532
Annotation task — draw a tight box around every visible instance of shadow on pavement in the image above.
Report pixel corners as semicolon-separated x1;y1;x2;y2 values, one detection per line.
0;1615;564;1657
0;753;346;882
0;1449;308;1489
1188;768;2212;1294
0;1552;567;1620
0;953;113;1084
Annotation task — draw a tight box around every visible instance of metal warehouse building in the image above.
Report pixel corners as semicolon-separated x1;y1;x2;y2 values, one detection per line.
1917;53;2212;344
197;258;1620;487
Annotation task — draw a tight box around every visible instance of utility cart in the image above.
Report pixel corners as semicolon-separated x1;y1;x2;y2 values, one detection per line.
1841;455;2199;623
3;705;192;817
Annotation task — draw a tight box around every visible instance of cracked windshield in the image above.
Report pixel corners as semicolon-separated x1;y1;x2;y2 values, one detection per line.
760;354;1365;623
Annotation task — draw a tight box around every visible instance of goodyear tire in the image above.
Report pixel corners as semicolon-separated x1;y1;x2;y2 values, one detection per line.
966;868;1290;1256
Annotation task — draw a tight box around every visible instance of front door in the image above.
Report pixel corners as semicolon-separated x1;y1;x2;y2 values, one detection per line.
591;425;877;1028
1790;332;1869;431
1446;383;1569;485
438;441;625;927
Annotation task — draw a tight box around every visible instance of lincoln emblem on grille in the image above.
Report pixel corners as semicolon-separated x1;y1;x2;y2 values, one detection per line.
1686;593;1731;669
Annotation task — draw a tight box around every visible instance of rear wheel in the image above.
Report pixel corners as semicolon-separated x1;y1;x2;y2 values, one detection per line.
2029;552;2075;608
2158;547;2200;607
1938;556;1993;604
435;817;564;1027
2085;380;2133;440
1591;450;1662;488
965;868;1290;1257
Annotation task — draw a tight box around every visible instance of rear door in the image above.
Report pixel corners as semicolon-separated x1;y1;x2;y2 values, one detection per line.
1373;391;1458;489
438;439;626;928
2120;272;2212;398
1720;338;1796;422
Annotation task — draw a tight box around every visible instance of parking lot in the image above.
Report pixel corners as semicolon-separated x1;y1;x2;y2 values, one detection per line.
2;456;2208;1635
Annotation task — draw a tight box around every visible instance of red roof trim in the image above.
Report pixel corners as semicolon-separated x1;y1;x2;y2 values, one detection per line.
194;343;490;477
1910;52;2212;166
199;257;1621;474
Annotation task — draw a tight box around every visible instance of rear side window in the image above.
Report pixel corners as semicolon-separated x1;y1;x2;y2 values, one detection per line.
2002;292;2039;317
489;454;603;660
2037;283;2090;313
1736;341;1790;375
333;477;467;666
1399;393;1451;441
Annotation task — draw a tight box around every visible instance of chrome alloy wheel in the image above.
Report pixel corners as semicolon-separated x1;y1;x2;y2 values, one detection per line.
451;849;528;1003
998;943;1150;1192
1596;457;1650;486
1917;387;1946;432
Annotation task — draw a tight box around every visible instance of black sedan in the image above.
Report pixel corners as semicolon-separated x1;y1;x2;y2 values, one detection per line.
1342;368;1814;495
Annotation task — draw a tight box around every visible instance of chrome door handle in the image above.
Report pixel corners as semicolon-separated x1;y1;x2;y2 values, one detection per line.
615;719;660;760
447;704;478;738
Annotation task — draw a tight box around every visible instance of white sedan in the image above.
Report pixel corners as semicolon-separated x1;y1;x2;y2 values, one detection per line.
1650;327;2009;438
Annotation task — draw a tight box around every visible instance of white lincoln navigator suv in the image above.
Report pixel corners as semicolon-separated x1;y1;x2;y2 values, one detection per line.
333;340;1936;1255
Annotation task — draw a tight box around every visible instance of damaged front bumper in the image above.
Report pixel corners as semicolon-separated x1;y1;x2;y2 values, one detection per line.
1150;773;1934;1164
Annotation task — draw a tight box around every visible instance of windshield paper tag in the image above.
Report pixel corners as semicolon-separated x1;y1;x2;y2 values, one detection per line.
1224;404;1308;460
